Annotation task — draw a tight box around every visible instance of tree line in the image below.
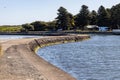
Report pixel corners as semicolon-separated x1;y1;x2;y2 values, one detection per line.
22;3;120;31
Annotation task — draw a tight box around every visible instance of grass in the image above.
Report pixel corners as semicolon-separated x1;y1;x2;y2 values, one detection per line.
0;25;22;32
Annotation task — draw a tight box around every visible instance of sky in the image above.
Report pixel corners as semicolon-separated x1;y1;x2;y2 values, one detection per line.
0;0;120;25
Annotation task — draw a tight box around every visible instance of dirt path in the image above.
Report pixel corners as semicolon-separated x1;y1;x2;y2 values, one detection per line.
0;37;76;80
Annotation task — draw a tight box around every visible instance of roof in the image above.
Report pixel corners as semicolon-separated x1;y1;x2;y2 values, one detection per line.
99;26;109;28
85;25;98;28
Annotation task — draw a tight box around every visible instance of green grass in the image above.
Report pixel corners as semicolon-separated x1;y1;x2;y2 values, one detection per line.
0;25;22;32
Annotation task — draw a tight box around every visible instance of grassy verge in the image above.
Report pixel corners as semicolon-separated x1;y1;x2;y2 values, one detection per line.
0;25;22;32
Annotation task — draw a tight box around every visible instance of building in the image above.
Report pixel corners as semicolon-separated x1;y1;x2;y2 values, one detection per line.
98;26;109;32
84;25;99;30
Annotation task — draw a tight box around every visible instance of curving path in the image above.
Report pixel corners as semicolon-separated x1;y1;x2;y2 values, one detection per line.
0;35;90;80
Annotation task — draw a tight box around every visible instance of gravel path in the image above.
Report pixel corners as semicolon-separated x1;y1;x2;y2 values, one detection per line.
0;36;77;80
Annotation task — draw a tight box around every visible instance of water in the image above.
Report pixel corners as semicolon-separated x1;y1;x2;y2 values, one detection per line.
37;35;120;80
0;35;41;40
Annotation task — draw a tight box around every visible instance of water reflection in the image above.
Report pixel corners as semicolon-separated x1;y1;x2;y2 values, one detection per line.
37;35;120;80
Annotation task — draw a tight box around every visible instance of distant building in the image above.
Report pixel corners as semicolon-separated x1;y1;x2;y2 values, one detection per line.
84;25;99;30
112;29;120;34
57;28;63;31
98;27;109;32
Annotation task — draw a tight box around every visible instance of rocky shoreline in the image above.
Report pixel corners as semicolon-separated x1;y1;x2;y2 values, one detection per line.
0;35;90;80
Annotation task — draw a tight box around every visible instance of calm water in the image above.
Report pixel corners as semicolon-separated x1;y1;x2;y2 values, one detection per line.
0;35;41;40
37;35;120;80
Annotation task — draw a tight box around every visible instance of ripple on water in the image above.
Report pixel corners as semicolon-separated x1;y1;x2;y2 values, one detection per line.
37;35;120;80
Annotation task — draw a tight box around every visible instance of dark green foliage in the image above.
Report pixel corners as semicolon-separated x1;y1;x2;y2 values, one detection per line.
30;21;56;31
22;24;34;32
90;10;97;25
31;21;48;31
111;3;120;29
56;6;74;30
68;13;75;30
75;5;90;30
97;6;111;27
46;21;56;31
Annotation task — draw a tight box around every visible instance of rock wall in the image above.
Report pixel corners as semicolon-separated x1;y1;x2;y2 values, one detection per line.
28;35;90;52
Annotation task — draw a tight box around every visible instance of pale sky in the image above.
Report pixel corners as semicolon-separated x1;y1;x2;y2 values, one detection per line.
0;0;120;25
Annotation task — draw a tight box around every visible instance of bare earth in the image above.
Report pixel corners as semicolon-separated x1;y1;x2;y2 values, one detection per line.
0;37;76;80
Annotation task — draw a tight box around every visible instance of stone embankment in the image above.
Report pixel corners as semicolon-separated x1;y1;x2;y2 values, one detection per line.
0;35;90;80
28;35;90;52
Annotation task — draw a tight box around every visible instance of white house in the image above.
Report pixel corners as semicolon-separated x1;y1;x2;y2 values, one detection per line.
84;25;99;30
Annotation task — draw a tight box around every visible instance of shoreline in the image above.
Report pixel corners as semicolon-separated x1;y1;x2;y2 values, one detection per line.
0;31;114;35
0;35;90;80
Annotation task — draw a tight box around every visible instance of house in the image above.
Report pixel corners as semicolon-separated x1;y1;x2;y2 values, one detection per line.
84;25;99;30
98;26;109;32
57;28;62;31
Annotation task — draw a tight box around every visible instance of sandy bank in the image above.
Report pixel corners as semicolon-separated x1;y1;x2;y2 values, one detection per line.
0;35;90;80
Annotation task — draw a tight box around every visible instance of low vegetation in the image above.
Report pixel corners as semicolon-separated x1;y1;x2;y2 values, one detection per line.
0;25;22;32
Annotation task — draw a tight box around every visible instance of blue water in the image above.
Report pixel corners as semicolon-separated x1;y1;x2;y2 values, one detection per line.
0;35;41;39
37;35;120;80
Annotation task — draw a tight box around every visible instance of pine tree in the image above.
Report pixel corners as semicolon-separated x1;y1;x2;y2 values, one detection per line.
97;6;111;27
75;5;90;30
56;7;74;30
90;10;97;25
111;3;120;29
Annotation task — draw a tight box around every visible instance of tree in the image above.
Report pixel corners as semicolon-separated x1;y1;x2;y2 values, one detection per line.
31;21;47;31
90;10;97;25
97;6;111;27
68;13;75;29
46;21;56;31
111;3;120;29
75;5;90;30
22;23;34;32
56;6;74;30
